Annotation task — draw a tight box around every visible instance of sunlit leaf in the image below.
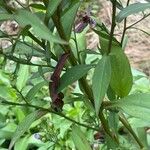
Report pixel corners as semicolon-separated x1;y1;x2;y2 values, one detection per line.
116;3;150;22
92;55;111;115
15;10;66;44
58;64;94;92
0;10;67;44
108;93;150;120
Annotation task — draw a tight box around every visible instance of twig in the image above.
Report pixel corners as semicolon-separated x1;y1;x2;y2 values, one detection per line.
0;100;99;131
121;0;130;45
119;114;144;148
15;0;26;9
13;85;29;104
126;13;150;30
0;51;55;68
130;27;150;36
51;6;94;104
73;25;81;64
99;111;119;144
107;0;117;54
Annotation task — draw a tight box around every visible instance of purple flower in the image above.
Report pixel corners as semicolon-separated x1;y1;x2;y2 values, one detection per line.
34;133;41;140
75;7;96;33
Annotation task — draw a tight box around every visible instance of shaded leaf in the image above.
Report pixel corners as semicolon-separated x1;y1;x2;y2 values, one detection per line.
72;125;92;150
58;64;94;92
137;127;148;148
92;55;111;115
116;3;150;22
109;93;150;121
25;81;47;102
109;46;133;97
93;29;120;55
9;110;46;150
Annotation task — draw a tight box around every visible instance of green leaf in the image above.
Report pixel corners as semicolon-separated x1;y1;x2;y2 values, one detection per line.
46;0;62;17
0;123;17;139
61;1;80;40
109;46;133;97
16;65;29;91
72;125;92;150
92;55;111;115
29;4;46;10
14;136;29;150
116;3;150;22
0;13;12;20
109;93;150;121
58;64;94;92
14;10;67;44
0;10;67;44
93;29;120;54
9;110;46;150
25;81;47;102
137;127;148;148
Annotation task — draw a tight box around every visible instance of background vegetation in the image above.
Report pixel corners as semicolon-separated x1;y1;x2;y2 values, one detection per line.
0;0;150;149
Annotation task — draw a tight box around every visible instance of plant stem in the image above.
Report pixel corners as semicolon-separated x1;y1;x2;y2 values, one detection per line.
51;5;119;144
99;112;119;144
52;11;77;66
126;13;150;30
121;0;130;45
130;27;150;36
0;51;55;68
13;85;29;104
73;25;81;64
52;7;94;104
0;100;99;131
15;0;26;9
107;0;117;54
119;114;144;148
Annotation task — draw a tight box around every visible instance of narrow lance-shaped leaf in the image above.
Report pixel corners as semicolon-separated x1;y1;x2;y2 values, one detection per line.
92;55;111;115
72;125;92;150
9;110;47;150
61;1;80;40
14;9;67;44
108;93;150;121
46;0;62;17
116;3;150;22
25;81;48;102
58;64;94;92
0;10;67;44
